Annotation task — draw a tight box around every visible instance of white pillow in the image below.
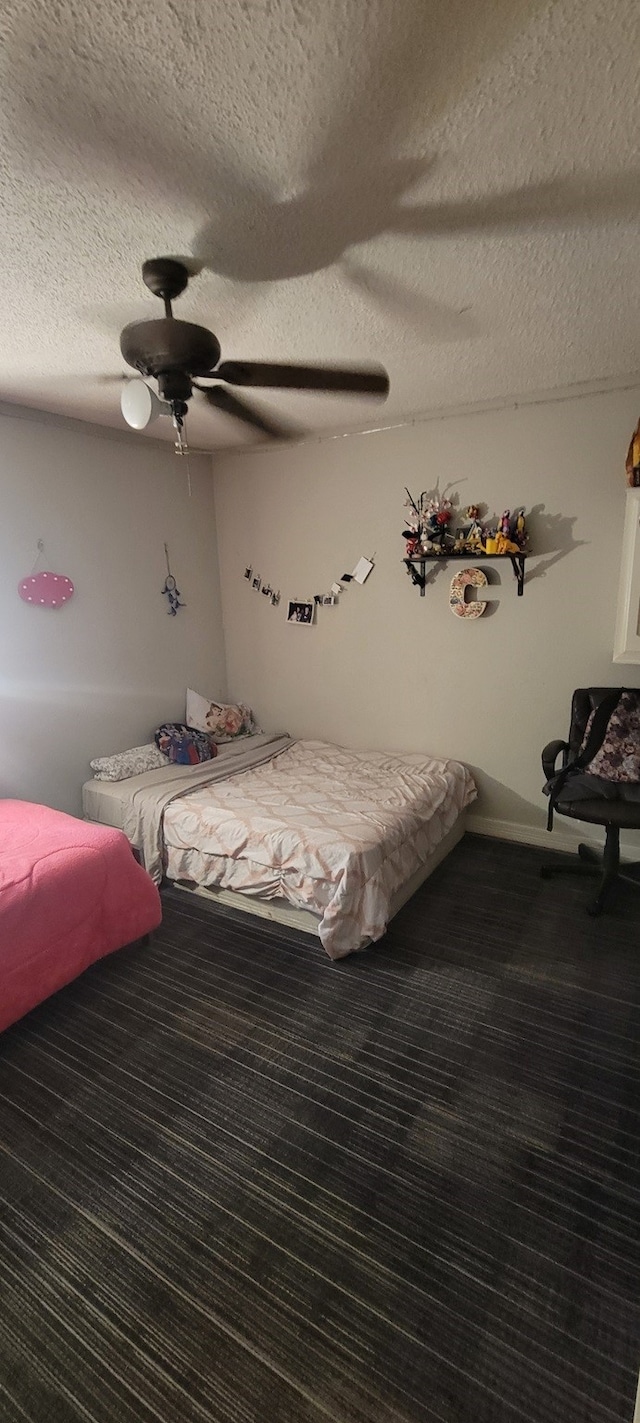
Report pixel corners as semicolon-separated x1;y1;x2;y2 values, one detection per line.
90;743;168;781
186;688;259;742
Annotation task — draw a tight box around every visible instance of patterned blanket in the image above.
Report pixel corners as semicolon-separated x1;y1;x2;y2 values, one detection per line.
162;739;475;959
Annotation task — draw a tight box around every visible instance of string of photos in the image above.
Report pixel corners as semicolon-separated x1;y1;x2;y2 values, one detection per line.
243;556;374;625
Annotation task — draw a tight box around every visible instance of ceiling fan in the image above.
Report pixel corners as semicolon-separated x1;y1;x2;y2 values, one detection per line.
119;257;390;448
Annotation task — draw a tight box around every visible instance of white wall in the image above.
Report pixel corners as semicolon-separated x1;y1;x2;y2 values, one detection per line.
0;411;226;814
213;383;640;849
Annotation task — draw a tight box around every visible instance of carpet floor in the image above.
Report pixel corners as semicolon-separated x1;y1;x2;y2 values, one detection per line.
0;834;639;1423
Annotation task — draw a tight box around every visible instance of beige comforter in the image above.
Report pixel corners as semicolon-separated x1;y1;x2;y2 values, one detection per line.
86;733;294;882
162;739;475;959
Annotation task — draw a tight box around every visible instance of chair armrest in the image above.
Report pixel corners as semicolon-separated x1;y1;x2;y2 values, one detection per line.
542;739;569;781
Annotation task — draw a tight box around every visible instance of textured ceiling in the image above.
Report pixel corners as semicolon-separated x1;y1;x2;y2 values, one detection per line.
0;0;639;450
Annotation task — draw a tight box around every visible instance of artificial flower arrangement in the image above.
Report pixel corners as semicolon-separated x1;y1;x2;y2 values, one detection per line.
402;489;528;557
402;489;453;554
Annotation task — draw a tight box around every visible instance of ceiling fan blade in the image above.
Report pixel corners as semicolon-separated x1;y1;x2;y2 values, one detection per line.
196;384;300;440
216;361;389;397
72;372;131;385
341;259;477;343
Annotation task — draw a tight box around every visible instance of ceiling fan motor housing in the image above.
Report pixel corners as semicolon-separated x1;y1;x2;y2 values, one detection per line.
119;318;222;381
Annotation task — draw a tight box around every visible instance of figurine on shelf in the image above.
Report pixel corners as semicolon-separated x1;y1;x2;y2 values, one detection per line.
464;505;485;553
499;510;511;537
512;508;528;549
494;531;520;554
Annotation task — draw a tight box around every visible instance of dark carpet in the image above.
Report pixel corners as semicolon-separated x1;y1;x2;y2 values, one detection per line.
0;834;639;1423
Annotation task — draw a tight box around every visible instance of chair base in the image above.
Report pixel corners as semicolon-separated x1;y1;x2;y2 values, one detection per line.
540;827;640;916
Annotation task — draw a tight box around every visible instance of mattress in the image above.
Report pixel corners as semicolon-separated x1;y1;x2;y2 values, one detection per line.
84;735;476;959
82;734;292;850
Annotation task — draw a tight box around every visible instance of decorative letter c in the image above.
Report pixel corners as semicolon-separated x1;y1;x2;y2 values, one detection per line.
449;567;488;619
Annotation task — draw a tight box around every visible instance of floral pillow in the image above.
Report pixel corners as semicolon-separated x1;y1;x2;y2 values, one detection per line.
584;691;640;782
154;723;216;766
90;744;169;781
186;688;258;743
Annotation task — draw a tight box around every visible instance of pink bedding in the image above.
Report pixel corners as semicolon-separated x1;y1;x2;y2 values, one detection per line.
0;799;162;1033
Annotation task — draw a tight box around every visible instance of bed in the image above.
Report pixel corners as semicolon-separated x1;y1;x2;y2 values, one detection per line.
0;799;162;1033
83;733;476;960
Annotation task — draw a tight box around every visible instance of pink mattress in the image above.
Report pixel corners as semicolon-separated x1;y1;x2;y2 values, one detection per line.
0;799;162;1033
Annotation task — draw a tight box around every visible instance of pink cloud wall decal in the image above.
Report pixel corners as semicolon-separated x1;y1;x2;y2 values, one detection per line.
18;571;75;608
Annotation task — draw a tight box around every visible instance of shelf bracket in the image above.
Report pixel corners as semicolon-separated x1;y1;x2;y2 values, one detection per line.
508;553;526;596
404;551;527;599
403;558;427;594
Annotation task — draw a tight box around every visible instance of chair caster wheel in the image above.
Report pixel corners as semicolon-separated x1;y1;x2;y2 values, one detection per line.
578;843;600;866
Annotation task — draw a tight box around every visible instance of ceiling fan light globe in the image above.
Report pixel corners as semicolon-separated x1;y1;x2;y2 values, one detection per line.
120;379;166;429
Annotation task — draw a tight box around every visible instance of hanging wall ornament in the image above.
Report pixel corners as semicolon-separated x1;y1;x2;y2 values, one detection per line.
18;540;75;608
161;542;186;616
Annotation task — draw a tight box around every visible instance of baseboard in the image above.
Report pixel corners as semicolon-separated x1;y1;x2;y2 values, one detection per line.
466;813;602;855
467;813;640;864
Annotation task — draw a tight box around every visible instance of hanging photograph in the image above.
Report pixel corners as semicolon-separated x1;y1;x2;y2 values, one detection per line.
244;566;252;580
252;575;262;592
287;600;314;625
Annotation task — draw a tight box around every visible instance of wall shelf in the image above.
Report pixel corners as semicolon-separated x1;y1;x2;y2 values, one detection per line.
403;551;528;597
